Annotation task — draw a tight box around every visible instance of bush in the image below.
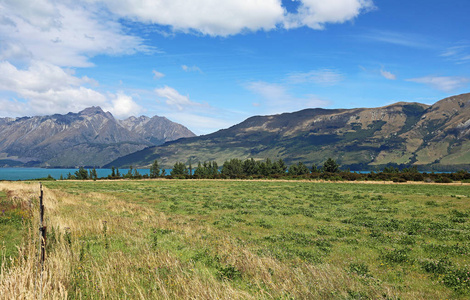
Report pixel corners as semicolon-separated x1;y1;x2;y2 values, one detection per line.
435;177;453;183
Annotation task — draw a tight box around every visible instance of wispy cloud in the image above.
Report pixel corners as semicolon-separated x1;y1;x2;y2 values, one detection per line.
246;81;331;114
357;29;433;49
152;70;165;79
286;69;344;85
153;85;237;134
155;86;204;111
441;45;470;64
407;76;470;92
182;65;203;73
380;68;396;80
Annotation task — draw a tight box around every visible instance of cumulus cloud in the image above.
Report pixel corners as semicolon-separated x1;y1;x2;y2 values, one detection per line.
380;69;396;80
0;60;141;117
0;61;91;93
286;69;344;85
247;81;330;114
407;76;470;92
0;0;149;67
105;92;143;118
285;0;375;30
93;0;285;36
90;0;373;36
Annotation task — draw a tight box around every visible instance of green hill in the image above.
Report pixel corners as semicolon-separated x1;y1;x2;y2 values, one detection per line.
106;93;470;171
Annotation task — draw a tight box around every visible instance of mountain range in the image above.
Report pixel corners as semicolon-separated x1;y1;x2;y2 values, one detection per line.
107;93;470;171
0;107;195;167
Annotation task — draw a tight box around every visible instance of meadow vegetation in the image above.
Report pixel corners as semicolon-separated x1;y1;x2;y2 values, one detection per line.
1;180;469;299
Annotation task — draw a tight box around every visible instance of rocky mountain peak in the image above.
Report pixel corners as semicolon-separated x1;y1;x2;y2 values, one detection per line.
0;107;196;167
79;106;107;117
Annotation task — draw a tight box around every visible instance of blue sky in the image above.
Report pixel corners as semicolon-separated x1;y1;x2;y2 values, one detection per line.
0;0;469;135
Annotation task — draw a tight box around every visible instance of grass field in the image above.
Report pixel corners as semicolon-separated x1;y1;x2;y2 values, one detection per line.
1;180;470;299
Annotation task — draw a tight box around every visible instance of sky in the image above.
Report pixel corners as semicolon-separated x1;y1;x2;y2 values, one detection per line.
0;0;469;135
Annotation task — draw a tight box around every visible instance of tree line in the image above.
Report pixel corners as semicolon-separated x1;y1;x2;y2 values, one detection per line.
60;158;470;183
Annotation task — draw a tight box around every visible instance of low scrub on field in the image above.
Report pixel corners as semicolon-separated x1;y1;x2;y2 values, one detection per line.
1;180;469;299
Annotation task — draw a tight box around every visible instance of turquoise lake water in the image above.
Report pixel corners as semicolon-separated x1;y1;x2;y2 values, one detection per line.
0;168;153;181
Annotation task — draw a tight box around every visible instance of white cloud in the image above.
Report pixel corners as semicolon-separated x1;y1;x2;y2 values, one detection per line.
153;70;165;79
247;81;330;114
0;60;141;118
0;0;149;67
407;76;470;92
441;45;470;64
358;29;433;49
181;65;203;73
105;92;143;118
285;0;375;29
90;0;374;36
155;86;204;111
380;69;396;80
287;69;344;85
153;85;237;134
0;61;90;93
93;0;285;36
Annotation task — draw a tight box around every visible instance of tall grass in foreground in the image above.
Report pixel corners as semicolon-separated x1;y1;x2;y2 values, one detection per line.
1;180;469;299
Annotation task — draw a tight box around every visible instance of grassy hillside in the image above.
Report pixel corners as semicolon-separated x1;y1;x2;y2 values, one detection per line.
1;180;470;299
107;94;470;171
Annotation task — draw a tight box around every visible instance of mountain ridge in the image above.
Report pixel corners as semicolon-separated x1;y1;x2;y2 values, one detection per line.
0;107;195;167
106;93;470;171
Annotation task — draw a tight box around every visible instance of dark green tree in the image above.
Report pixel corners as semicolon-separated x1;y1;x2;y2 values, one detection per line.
149;160;161;178
194;162;205;177
91;168;98;180
311;164;318;173
243;158;258;176
288;162;310;176
133;168;141;178
171;162;188;176
221;159;244;178
75;167;89;180
211;161;219;176
124;166;134;179
273;159;287;175
323;158;340;173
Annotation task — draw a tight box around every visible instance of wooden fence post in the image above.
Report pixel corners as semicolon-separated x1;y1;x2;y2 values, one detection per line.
39;183;46;270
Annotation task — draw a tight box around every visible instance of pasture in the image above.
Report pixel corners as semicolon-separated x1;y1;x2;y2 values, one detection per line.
1;180;469;299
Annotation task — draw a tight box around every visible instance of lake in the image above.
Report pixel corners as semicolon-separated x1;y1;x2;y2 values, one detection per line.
0;168;153;181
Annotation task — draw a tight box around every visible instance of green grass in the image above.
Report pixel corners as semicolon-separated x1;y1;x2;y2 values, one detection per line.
0;191;31;268
2;180;470;298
